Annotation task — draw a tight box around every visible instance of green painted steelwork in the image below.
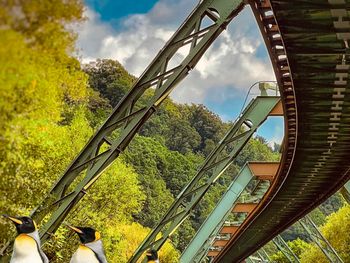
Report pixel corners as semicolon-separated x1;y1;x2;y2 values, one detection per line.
185;174;273;263
0;0;248;253
180;163;255;263
249;255;267;263
128;96;280;263
299;215;344;263
247;253;268;263
272;235;300;263
257;249;270;262
341;180;350;203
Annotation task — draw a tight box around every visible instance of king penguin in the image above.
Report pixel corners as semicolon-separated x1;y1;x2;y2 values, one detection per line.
67;225;108;263
146;249;159;263
3;215;49;263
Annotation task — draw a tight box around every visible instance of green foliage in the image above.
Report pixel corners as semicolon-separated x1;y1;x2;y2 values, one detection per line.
235;136;280;167
43;159;148;262
0;29;88;126
312;204;350;262
83;58;286;254
300;244;328;263
0;23;90;247
288;239;309;257
122;135;202;251
103;222;179;263
269;239;308;263
0;1;180;262
269;204;349;263
187;104;227;152
84;59;135;107
318;192;344;216
1;0;84;56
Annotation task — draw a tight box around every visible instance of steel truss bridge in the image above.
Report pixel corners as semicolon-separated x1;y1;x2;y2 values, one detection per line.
2;0;350;262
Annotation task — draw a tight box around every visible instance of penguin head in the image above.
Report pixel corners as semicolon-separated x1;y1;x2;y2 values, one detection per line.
3;215;37;234
67;225;100;244
146;249;159;261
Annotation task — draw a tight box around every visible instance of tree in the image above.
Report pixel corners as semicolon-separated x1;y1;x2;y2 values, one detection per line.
299;205;350;263
42;159;147;262
83;59;135;107
0;0;84;56
268;204;350;263
269;239;309;263
187;104;227;153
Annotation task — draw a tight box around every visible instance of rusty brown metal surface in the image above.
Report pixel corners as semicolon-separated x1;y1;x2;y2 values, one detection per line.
220;226;239;234
232;203;257;214
213;240;229;247
269;100;284;116
248;162;280;181
208;251;220;257
215;0;350;262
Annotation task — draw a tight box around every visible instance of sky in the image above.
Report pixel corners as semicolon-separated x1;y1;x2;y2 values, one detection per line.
76;0;284;147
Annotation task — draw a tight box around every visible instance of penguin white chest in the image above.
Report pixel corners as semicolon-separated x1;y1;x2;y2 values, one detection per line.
70;245;100;263
11;234;43;263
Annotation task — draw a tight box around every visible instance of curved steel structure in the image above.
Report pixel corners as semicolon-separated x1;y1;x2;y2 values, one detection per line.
216;0;350;261
3;0;349;262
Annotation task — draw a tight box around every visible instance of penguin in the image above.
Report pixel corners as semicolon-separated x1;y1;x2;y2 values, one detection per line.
67;225;108;263
146;249;159;263
3;215;49;263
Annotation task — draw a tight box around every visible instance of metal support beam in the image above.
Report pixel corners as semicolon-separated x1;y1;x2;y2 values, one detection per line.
0;0;248;254
128;96;280;262
247;252;269;263
257;249;270;262
180;164;254;263
181;163;278;263
340;180;350;204
299;215;344;263
272;235;300;263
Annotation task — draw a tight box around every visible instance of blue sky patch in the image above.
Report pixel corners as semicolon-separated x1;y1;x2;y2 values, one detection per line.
85;0;158;23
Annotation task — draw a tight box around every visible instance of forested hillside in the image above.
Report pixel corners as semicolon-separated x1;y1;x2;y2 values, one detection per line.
0;1;348;263
83;59;281;252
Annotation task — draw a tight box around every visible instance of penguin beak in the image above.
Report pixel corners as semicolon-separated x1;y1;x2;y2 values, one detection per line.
2;215;22;225
66;224;83;234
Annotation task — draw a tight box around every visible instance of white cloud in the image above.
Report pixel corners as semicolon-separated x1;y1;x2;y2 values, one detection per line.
75;0;275;105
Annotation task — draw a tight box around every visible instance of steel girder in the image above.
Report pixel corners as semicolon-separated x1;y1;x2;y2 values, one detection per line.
249;253;270;263
257;248;270;262
0;0;248;250
299;215;344;263
183;163;255;263
216;0;350;261
272;235;300;263
340;180;350;203
180;162;279;263
128;96;280;262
